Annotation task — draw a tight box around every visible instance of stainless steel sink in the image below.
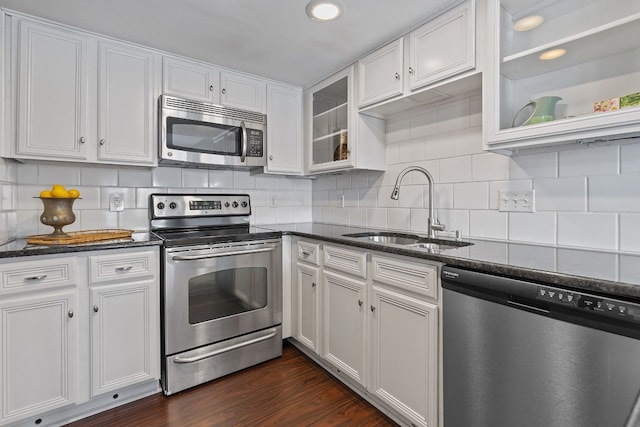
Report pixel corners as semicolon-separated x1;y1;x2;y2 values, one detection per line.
342;232;472;251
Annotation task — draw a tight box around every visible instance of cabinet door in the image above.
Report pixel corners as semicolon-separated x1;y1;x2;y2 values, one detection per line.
322;271;366;385
162;56;220;103
357;38;404;107
16;20;92;160
0;290;77;424
370;285;438;427
408;1;474;91
220;71;267;113
295;263;320;353
90;279;159;397
265;84;303;174
98;41;158;165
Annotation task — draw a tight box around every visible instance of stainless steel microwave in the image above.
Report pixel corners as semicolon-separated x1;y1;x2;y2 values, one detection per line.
159;95;266;168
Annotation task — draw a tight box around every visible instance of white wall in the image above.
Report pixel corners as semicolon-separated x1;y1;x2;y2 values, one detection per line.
15;164;312;236
312;90;640;253
0;158;17;244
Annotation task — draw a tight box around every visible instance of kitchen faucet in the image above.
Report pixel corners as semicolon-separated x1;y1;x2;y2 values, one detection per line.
390;166;445;239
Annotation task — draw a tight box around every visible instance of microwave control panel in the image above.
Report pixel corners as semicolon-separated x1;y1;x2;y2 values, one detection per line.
246;129;264;157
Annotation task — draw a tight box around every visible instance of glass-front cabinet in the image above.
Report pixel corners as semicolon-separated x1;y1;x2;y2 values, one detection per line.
484;0;640;152
305;65;386;174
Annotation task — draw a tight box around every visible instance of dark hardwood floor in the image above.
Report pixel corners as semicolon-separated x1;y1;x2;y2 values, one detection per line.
65;341;398;427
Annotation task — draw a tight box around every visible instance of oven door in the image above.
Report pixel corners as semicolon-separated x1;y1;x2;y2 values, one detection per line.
163;239;281;356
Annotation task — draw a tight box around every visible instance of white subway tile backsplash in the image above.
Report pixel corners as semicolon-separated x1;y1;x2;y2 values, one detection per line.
621;143;640;174
349;207;367;226
620;255;640;284
453;182;489;209
17;164;39;185
153;167;181;187
119;168;152;187
359;187;377;208
436;209;470;236
469;211;508;239
557;213;618;250
454;127;483;157
276;177;297;191
80;210;118;230
336;174;351;189
368;171;385;188
118;209;149;232
209;170;234;188
472;153;510;181
410;108;438;138
73;186;101;210
387;208;410;231
508;244;556;271
434;184;454;209
534;177;587;212
410;208;429;233
136;187;161;208
440;156;472;183
589;174;640;212
424;133;457;160
386;142;400;164
18;185;44;209
38;164;81;186
351;172;369;189
377;186;398;208
510;152;558;179
396;185;424;209
366;208;387;229
557;249;617;281
437;98;470;133
233;171;256;189
255;175;278;190
509;212;556;244
182;169;209;188
559;145;618;177
18;210;40;236
81;166;118;187
313;190;328;207
334;206;349;225
343;189;359;207
398;138;426;163
386;116;411;143
619;214;640;253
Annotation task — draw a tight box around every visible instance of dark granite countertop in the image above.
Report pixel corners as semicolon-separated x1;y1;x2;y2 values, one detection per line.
254;222;640;302
0;232;163;258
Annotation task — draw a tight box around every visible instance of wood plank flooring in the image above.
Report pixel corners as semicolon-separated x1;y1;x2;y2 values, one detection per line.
65;341;398;427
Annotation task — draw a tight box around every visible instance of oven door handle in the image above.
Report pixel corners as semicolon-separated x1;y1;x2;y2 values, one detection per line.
173;329;278;364
171;245;277;261
240;120;248;163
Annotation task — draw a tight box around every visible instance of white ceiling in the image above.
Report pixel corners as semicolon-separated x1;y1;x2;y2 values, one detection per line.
0;0;460;88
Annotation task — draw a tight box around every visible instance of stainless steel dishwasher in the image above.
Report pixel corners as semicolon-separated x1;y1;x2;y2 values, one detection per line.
441;266;640;427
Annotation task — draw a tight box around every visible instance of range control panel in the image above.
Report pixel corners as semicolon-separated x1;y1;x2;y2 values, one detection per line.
151;194;250;218
536;286;640;321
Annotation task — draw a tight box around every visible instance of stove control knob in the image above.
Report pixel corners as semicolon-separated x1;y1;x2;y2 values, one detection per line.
156;202;165;210
232;201;239;208
224;202;230;208
241;201;248;208
169;202;177;209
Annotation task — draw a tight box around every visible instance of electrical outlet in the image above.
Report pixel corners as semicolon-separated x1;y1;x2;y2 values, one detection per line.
109;193;124;212
498;190;535;212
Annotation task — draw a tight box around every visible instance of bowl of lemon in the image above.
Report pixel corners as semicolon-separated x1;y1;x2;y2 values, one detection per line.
37;184;81;237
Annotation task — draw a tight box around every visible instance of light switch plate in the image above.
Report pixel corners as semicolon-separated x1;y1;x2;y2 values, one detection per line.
498;190;535;212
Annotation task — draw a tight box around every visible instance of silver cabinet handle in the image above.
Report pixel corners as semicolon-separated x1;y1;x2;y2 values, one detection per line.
172;245;277;261
209;85;214;91
115;266;133;272
80;136;86;143
240;120;247;163
173;329;277;364
68;310;74;318
358;300;363;307
408;67;414;74
99;139;105;145
221;88;226;94
370;305;376;312
25;274;47;281
312;282;316;288
93;305;99;313
395;72;400;79
301;250;312;257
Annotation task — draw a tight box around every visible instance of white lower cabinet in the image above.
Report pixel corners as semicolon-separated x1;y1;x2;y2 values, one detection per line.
292;239;440;427
0;247;160;426
370;285;438;427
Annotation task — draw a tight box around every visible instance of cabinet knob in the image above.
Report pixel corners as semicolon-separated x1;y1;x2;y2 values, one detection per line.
68;310;74;318
312;282;316;288
93;305;99;313
99;139;105;146
80;136;86;144
269;155;273;161
395;72;400;80
209;85;214;91
370;305;375;312
408;67;414;74
358;300;363;307
221;88;226;94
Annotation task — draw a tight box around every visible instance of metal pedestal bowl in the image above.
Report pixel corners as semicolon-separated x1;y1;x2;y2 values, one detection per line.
38;197;77;237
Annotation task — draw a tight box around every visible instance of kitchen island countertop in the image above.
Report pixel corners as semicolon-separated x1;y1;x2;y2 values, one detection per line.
255;222;640;301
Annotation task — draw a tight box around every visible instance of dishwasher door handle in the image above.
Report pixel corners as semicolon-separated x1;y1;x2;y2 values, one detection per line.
507;299;550;314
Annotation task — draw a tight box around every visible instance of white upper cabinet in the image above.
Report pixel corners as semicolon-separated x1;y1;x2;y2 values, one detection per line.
265;83;303;174
12;16;159;165
357;39;404;107
162;56;221;104
484;0;640;152
220;71;267;113
16;20;92;161
306;65;386;174
357;0;476;113
97;41;158;164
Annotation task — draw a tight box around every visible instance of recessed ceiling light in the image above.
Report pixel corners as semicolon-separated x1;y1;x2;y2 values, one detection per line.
539;48;566;61
306;0;343;21
513;15;544;32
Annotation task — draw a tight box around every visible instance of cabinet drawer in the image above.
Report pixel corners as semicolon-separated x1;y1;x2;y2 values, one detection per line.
0;256;78;294
324;245;367;279
371;255;438;300
90;250;157;284
297;240;320;265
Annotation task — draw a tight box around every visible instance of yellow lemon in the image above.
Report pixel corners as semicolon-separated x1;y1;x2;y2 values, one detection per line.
39;190;53;198
51;187;70;198
52;183;66;190
68;189;80;199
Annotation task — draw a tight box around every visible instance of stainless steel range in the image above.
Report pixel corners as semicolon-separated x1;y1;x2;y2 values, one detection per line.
150;193;282;395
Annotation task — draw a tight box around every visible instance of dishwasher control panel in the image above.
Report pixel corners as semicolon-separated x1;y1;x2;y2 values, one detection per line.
536;286;640;321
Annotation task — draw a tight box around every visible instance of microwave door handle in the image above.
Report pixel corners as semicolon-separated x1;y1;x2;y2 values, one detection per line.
240;120;248;162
